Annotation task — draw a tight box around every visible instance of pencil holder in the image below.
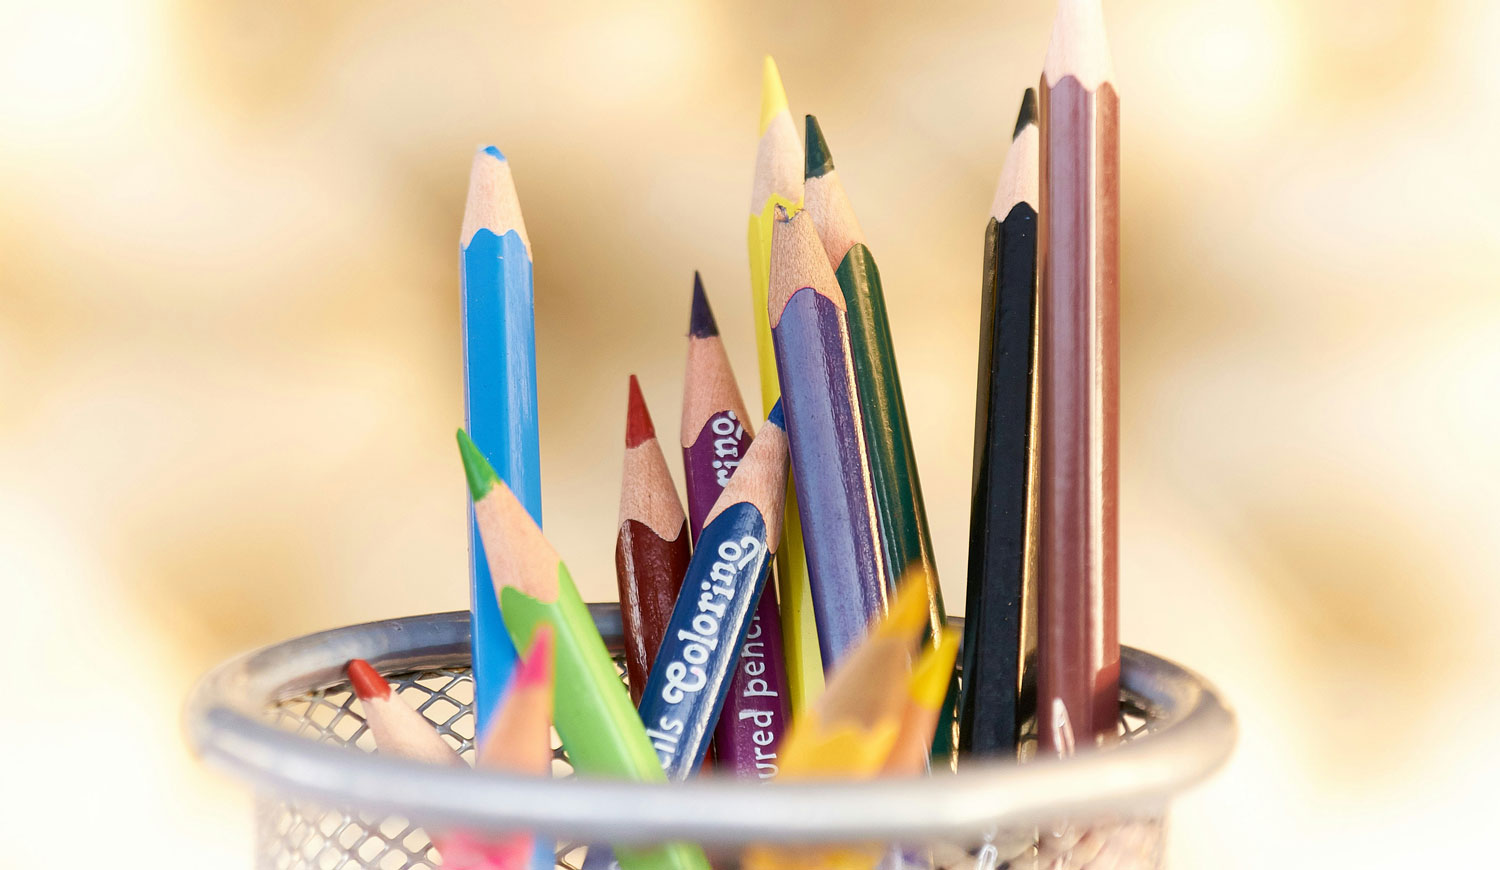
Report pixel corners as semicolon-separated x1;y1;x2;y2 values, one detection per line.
185;607;1234;870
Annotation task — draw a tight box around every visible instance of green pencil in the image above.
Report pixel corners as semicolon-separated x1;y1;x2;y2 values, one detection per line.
801;116;954;759
458;431;711;870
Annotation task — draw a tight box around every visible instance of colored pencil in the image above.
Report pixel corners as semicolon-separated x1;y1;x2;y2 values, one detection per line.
748;57;824;715
458;432;712;870
881;627;962;776
637;402;790;781
461;146;541;733
802;115;942;609
773;572;928;778
475;628;557;870
1038;0;1121;752
959;90;1041;760
739;576;931;870
681;275;792;779
347;660;528;870
348;659;466;768
769;206;889;668
802;115;954;761
615;375;692;705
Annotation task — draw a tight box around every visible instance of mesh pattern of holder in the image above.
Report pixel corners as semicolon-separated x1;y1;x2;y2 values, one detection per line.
256;670;1159;869
185;610;1233;870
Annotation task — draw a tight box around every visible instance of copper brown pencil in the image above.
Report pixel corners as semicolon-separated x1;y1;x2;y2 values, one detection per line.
1038;0;1121;753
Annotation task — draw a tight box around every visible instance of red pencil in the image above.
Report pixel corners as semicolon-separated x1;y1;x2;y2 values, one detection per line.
615;375;692;703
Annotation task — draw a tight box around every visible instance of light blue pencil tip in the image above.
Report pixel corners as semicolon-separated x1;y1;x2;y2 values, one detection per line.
481;145;506;161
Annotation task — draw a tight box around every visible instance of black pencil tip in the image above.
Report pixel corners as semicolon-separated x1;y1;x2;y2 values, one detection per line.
689;272;718;338
804;115;834;179
1013;89;1038;139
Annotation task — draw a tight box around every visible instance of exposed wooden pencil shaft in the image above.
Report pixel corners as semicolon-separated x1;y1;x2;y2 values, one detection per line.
348;660;463;768
702;412;790;547
1038;0;1121;752
462;146;532;251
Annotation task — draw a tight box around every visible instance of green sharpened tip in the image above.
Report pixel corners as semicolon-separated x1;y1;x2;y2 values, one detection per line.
804;114;834;179
456;429;500;501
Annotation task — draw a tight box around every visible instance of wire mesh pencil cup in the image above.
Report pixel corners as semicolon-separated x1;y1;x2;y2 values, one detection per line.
185;606;1235;870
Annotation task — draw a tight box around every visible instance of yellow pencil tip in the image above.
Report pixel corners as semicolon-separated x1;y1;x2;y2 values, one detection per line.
759;55;790;135
873;569;933;642
908;628;962;710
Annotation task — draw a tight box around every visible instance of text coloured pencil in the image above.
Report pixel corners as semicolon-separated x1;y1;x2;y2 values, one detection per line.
637;403;790;780
681;275;792;778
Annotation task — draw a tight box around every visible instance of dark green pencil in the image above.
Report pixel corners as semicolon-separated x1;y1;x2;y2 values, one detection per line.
801;115;952;756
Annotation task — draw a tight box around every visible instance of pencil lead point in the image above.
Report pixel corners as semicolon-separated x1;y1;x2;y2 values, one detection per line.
625;375;656;448
480;145;506;162
804;115;834;179
1014;89;1038;139
456;429;501;502
876;568;936;641
767;398;786;431
514;626;554;691
347;659;392;701
689;273;719;338
909;628;963;709
759;56;790;135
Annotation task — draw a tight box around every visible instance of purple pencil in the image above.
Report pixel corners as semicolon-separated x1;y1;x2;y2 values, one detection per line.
681;273;792;779
768;207;890;669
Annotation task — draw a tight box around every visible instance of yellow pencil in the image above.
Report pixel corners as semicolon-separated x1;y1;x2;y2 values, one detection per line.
748;56;824;715
881;628;962;776
742;575;932;870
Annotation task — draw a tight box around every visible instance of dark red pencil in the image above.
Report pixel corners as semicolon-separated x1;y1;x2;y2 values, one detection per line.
615;375;692;704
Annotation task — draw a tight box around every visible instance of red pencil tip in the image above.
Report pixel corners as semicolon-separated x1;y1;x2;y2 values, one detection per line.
625;375;656;448
347;659;392;701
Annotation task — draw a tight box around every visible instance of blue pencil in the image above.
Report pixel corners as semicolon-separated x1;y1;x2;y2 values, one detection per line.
636;402;790;781
461;146;542;733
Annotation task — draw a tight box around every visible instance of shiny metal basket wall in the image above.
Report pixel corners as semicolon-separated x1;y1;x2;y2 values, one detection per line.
184;607;1235;870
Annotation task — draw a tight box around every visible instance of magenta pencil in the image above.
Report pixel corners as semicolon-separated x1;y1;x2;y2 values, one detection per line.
681;274;792;778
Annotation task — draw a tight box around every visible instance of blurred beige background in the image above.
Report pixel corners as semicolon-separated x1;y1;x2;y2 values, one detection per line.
3;0;1498;866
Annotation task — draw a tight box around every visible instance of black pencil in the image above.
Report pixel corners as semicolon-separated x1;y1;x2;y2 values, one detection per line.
959;89;1040;760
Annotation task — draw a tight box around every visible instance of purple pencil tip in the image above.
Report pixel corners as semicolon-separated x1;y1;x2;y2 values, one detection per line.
689;272;719;338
